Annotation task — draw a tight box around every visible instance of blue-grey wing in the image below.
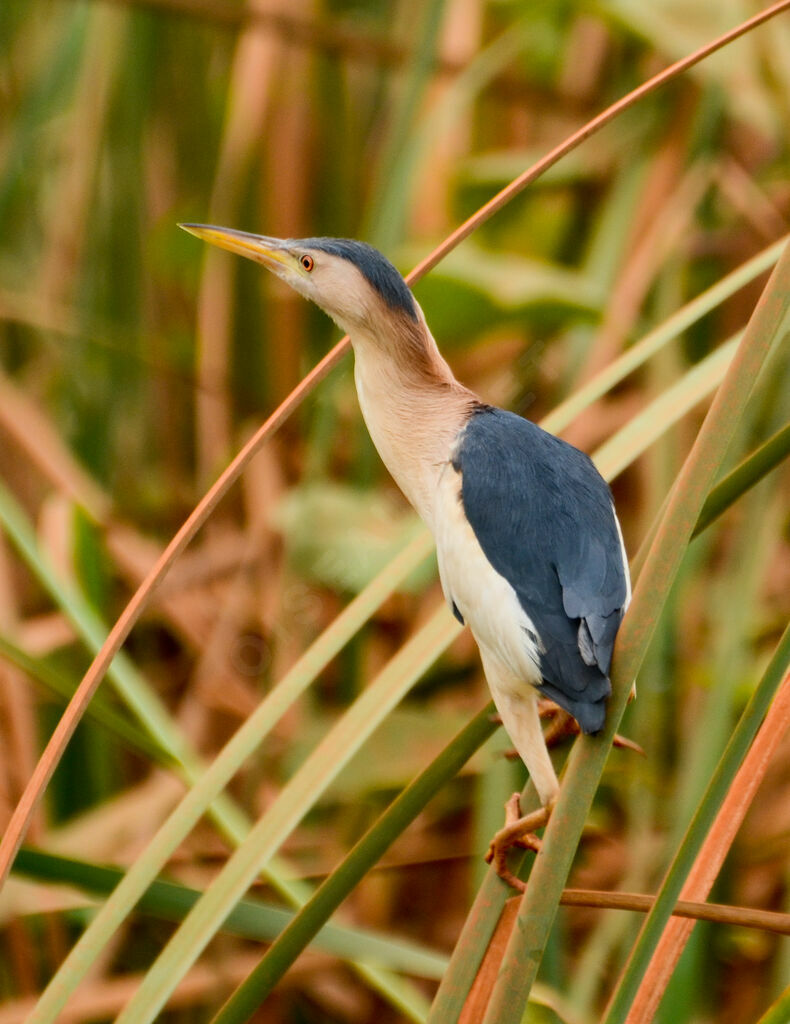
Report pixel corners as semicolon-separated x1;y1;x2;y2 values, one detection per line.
452;406;629;733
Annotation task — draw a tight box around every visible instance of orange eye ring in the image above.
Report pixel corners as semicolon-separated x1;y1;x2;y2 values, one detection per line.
300;254;314;272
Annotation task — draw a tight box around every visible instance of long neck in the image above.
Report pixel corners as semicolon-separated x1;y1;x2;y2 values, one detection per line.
350;312;476;529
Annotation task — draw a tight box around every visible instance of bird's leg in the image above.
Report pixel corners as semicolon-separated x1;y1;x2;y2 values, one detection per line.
485;792;553;892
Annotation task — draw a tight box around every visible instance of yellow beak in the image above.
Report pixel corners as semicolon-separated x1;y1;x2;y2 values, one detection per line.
179;223;293;271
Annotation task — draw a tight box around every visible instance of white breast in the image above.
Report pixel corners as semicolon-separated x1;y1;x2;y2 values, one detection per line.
433;459;543;694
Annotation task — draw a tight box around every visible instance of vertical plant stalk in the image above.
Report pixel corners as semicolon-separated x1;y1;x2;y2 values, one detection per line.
112;608;460;1024
1;0;788;905
479;242;790;1024
209;705;498;1024
458;898;522;1024
624;673;790;1023
601;628;790;1023
426;783;541;1022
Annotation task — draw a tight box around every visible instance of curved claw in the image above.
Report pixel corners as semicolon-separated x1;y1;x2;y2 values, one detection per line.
539;701;645;754
496;702;644;756
612;733;645;756
485;793;551;892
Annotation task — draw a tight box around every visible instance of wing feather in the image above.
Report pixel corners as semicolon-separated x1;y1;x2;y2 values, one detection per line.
451;406;629;732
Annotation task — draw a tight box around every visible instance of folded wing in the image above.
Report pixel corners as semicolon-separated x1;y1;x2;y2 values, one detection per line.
451;406;630;733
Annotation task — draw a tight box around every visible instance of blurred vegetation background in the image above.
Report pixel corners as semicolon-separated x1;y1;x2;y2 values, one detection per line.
0;0;789;1021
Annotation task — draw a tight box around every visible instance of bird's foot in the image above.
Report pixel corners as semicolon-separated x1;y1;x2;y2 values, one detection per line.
536;700;579;748
484;792;551;893
497;701;644;756
611;732;644;755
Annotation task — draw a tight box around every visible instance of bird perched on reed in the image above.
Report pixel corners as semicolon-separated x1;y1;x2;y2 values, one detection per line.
182;225;631;883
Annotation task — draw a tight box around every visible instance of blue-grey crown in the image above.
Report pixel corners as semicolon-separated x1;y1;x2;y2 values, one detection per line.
298;238;418;322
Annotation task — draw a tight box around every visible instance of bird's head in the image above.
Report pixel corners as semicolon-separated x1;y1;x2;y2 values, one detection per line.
180;224;419;340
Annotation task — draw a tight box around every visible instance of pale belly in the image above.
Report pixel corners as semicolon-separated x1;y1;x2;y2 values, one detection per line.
433;460;543;693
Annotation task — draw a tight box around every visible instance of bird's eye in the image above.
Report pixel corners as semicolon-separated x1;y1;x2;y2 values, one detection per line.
300;254;314;272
